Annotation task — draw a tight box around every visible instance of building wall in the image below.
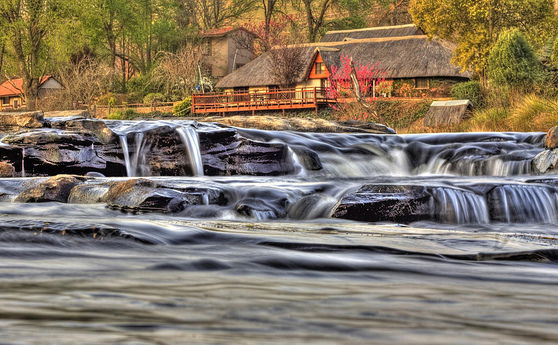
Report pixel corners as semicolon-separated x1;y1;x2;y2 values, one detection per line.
227;33;254;73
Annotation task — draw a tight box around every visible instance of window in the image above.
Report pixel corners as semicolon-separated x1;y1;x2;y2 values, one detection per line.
203;41;212;56
315;62;324;75
415;78;430;89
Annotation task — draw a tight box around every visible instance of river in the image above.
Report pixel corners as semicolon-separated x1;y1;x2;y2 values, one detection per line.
0;121;557;344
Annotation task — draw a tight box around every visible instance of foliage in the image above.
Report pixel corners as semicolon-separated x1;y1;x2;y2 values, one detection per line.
410;0;556;77
487;29;542;91
173;97;192;117
108;109;142;120
465;108;511;132
451;81;484;108
143;93;166;105
509;94;558;131
326;55;385;100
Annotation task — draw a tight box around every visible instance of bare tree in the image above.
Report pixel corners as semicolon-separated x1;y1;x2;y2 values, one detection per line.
151;44;203;99
268;44;307;88
179;0;258;30
293;0;335;42
39;60;113;111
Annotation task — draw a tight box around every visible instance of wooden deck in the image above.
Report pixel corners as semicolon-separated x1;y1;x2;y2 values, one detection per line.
192;88;334;114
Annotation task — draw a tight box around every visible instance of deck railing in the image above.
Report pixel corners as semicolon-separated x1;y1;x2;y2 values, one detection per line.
192;87;333;114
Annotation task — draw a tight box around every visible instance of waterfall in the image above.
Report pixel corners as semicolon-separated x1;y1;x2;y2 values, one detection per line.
490;185;558;224
21;148;25;178
176;126;204;177
288;148;306;176
119;135;133;177
432;187;490;224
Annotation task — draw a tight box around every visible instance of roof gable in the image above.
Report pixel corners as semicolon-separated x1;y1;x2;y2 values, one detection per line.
0;76;58;97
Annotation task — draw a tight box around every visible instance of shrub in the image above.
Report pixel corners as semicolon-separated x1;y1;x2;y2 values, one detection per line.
173;97;192;117
107;109;141;120
143;93;166;105
451;81;484;108
487;29;542;91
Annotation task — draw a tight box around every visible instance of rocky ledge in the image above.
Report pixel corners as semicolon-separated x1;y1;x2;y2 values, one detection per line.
0;113;304;177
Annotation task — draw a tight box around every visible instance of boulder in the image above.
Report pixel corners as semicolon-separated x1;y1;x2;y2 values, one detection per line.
15;175;86;203
332;185;433;223
50;119;117;144
546;126;558;149
533;149;558;174
2;130;125;176
104;179;189;213
0;111;45;132
0;161;15;177
200;129;293;176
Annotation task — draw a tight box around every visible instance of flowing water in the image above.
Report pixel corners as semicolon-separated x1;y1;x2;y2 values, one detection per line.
1;122;558;344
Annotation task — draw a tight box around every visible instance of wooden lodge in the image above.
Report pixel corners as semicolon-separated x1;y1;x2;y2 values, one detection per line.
0;76;63;110
192;25;471;115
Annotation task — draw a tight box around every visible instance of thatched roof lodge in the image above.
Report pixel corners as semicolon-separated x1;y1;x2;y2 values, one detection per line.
216;25;470;95
424;100;473;127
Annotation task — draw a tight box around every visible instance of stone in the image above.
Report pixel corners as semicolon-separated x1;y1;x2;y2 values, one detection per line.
200;129;293;176
533;149;558;174
2;130;125;177
546;126;558;149
332;184;433;223
50;119;117;144
0;161;15;177
0;111;45;132
15;175;86;203
104;179;189;213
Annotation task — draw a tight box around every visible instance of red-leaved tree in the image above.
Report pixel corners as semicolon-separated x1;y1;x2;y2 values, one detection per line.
326;55;386;101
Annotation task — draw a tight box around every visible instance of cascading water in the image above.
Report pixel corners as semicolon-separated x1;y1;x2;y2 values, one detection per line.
489;185;558;224
119;135;133;177
176;126;204;177
432;187;490;224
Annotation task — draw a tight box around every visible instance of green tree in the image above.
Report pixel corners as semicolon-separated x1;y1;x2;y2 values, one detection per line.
487;29;541;91
292;0;336;42
0;0;75;110
410;0;556;80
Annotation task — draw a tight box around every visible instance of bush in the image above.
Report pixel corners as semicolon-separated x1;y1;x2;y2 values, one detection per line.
451;81;484;108
173;97;192;117
143;93;166;105
107;109;141;120
487;29;542;91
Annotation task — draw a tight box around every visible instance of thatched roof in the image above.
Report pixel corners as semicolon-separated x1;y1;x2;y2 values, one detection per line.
216;36;470;89
424;100;473;127
321;24;424;42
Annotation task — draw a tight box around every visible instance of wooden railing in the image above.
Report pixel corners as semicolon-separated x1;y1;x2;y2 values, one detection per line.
192;87;333;114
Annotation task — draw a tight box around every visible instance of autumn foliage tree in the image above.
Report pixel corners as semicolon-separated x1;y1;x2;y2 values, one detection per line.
410;0;556;80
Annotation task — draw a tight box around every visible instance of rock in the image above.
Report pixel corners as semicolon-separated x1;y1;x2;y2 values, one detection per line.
332;185;433;223
2;130;125;177
44;110;91;119
50;119;117;144
0;111;45;132
199;115;395;134
15;175;86;203
533;149;558;174
546;126;558;149
0;161;15;177
200;129;293;176
104;179;189;213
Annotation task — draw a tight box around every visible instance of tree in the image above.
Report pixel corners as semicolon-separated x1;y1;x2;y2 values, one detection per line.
0;0;73;110
268;45;307;87
152;44;203;99
410;0;556;79
487;29;541;91
178;0;258;30
293;0;336;42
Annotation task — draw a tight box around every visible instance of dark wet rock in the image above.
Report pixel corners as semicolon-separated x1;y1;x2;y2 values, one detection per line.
68;183;111;204
15;175;86;203
0;161;15;177
104;179;189;213
546;126;558;149
332;185;433;223
338;120;396;134
0;111;45;132
291;147;322;171
2;130;125;177
200;129;293;176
